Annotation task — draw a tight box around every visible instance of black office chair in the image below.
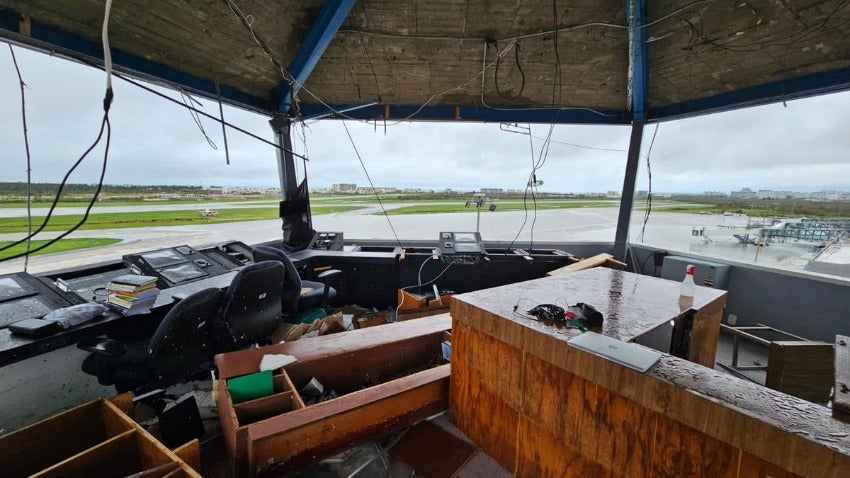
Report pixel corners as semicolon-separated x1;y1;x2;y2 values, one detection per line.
81;287;223;394
252;245;341;319
218;260;285;349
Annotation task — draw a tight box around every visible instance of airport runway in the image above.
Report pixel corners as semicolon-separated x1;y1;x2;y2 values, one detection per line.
0;206;809;275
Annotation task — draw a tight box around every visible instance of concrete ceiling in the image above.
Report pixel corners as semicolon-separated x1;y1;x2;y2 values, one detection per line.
0;0;848;123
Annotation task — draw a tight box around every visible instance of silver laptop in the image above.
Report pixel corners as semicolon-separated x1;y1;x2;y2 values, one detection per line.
568;332;662;373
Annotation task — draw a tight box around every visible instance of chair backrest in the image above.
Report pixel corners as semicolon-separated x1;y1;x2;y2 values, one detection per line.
221;260;284;347
148;287;223;384
252;245;302;316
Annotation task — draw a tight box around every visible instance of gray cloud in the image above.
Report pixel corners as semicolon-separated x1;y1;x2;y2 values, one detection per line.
2;46;849;194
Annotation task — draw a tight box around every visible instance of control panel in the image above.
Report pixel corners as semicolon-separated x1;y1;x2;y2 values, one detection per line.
309;231;345;251
123;245;231;289
437;232;487;264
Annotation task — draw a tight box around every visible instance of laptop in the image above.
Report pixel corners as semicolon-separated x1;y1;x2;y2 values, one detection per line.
568;332;662;373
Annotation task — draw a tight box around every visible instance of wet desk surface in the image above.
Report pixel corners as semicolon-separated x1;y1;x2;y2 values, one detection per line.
455;267;727;344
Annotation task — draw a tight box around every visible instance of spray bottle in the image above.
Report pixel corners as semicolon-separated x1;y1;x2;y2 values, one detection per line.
680;264;696;298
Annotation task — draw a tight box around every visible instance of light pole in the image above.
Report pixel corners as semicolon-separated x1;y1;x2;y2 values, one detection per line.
465;192;497;232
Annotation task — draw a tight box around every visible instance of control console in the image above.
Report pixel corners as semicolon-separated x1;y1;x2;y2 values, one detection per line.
309;231;345;251
437;232;487;264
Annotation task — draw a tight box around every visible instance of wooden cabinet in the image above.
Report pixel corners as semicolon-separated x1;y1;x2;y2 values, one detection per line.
0;395;200;478
214;316;452;477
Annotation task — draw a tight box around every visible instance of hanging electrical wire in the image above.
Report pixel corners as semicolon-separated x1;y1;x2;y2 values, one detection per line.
339;120;404;249
1;0;115;262
494;40;525;100
8;45;33;270
105;70;308;160
637;123;661;243
215;80;231;165
180;89;218;149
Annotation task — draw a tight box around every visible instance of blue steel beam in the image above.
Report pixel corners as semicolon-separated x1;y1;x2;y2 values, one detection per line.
650;65;850;121
278;0;357;114
297;103;630;125
628;0;648;121
0;8;270;114
302;98;381;121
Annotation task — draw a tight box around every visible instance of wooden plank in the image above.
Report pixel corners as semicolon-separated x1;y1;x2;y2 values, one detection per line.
31;430;141;478
234;392;297;425
389;420;476;478
109;392;135;418
215;314;451;378
449;319;522;472
0;400;111;477
688;292;726;367
172;440;200;474
250;365;450;475
836;335;850;418
766;341;835;402
545;253;626;276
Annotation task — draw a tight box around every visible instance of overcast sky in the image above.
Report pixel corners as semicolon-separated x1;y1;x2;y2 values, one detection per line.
2;45;849;194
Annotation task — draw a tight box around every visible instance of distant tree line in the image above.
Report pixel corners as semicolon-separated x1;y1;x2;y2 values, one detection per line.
0;182;211;202
667;194;850;218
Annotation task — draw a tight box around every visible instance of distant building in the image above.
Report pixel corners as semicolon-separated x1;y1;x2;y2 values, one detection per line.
332;183;357;193
730;188;757;199
480;188;504;194
606;190;621;198
703;191;726;197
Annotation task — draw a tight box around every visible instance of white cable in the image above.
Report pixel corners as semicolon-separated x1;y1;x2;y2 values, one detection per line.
102;0;114;90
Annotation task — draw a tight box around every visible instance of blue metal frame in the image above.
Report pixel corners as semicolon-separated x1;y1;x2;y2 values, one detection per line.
302;98;381;120
650;64;850;120
298;103;630;124
277;0;358;114
628;0;647;121
0;8;270;114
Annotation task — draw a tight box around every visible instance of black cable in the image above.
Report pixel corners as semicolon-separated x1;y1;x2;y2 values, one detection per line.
180;89;217;149
551;0;562;106
339;120;404;249
9;45;34;269
0;93;113;254
215;80;231;165
638;123;660;243
1;97;113;262
494;41;526;100
109;71;308;160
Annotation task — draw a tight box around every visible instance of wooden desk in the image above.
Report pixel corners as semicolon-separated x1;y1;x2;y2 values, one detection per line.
450;269;850;477
452;268;726;367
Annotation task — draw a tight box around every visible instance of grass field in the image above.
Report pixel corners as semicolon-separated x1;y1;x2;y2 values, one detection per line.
382;200;621;215
0;198;280;208
0;205;363;234
0;238;122;260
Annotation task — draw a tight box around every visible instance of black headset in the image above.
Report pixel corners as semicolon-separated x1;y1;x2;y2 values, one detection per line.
527;304;565;322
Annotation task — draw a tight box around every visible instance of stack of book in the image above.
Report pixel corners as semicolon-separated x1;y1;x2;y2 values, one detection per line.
106;275;159;315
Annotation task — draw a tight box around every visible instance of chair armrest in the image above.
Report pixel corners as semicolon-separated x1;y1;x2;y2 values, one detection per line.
171;292;189;301
77;337;128;358
317;269;342;282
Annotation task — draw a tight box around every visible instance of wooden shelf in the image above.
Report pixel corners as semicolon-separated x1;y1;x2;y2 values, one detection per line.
215;316;452;477
0;396;200;478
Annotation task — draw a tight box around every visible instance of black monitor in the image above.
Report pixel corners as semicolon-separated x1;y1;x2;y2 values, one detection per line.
158;263;207;284
279;197;310;217
0;276;37;303
140;249;187;268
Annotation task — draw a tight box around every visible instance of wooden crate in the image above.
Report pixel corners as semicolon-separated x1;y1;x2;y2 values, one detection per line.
215;316;452;477
0;395;200;478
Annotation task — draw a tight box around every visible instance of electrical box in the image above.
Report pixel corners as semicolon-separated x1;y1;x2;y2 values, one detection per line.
661;255;730;290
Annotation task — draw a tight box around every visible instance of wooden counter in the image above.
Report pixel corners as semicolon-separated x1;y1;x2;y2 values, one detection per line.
449;268;850;477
